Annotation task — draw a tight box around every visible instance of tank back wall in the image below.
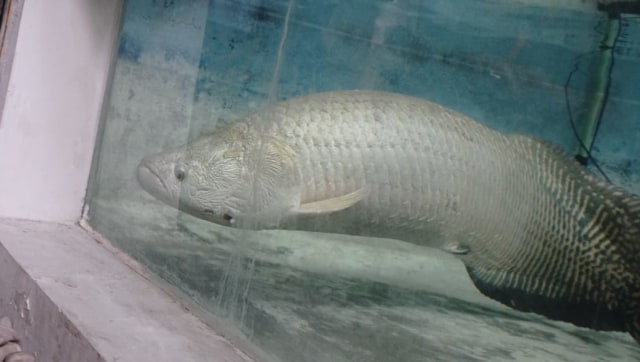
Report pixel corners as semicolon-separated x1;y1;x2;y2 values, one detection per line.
92;0;636;208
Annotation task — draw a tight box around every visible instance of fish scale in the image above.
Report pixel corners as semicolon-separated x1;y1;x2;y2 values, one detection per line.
137;90;640;344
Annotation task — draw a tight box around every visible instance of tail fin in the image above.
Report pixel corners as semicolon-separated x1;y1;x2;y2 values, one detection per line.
630;315;640;344
464;136;640;342
609;186;640;344
607;183;640;279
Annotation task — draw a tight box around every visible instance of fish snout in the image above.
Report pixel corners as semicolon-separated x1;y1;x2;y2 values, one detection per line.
136;158;173;204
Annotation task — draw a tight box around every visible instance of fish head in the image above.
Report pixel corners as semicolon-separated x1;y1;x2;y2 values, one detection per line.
137;122;302;228
136;126;252;226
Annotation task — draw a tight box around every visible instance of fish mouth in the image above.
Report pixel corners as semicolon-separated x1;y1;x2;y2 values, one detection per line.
136;160;175;206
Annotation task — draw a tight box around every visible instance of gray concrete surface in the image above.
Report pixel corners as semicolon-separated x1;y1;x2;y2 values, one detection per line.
0;218;256;362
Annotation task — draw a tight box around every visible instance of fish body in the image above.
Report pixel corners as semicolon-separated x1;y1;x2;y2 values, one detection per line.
137;90;640;343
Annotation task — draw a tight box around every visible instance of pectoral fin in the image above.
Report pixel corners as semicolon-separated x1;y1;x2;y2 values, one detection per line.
295;187;367;215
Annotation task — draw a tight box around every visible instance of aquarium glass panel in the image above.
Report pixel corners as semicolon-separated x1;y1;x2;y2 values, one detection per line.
87;1;640;360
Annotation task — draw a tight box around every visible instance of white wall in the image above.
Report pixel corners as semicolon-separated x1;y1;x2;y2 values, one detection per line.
0;0;122;222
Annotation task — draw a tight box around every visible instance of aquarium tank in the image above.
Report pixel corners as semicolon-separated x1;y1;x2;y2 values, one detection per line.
87;0;640;361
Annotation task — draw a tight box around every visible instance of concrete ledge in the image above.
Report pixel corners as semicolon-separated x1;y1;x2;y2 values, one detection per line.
0;225;100;361
0;218;254;362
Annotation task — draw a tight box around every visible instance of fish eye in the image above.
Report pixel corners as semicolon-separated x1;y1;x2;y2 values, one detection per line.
174;166;186;181
223;213;233;222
